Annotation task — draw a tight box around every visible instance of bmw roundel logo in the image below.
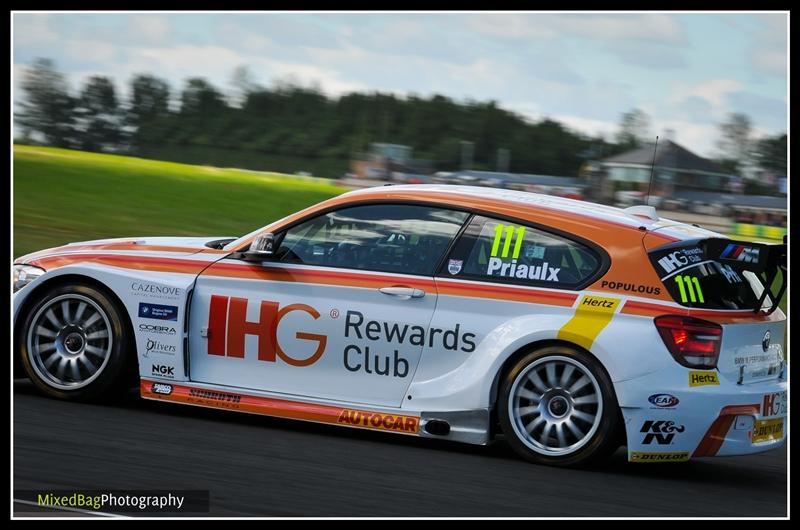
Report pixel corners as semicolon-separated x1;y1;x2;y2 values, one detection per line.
763;331;771;352
648;394;679;408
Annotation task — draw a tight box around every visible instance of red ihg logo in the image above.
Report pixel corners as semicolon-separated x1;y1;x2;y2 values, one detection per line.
208;295;327;367
762;392;783;417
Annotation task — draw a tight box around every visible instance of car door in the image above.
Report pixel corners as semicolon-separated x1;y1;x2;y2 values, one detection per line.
188;203;469;407
412;214;605;387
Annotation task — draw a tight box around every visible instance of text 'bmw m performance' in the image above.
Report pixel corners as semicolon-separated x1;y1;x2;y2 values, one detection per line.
13;185;787;466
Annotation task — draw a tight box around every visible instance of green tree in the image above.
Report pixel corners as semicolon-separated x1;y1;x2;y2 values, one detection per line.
128;74;172;151
129;74;171;127
75;76;122;152
15;58;641;178
16;58;77;148
180;78;227;116
753;133;787;175
716;112;753;174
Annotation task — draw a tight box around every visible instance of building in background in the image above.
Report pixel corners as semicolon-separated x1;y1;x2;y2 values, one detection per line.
584;140;735;206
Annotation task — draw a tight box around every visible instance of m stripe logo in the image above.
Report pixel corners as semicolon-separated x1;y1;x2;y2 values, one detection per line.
721;244;760;263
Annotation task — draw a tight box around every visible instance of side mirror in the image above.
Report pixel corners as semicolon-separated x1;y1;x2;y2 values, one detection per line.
243;233;276;262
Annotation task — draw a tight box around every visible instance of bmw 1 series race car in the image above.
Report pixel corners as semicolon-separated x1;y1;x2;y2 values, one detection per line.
13;185;787;466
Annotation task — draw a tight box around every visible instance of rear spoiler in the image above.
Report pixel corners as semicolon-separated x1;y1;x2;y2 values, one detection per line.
703;237;787;314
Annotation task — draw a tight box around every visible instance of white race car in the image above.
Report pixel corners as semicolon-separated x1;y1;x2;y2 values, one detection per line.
13;185;787;466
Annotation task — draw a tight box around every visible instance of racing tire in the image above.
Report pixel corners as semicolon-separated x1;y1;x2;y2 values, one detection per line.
18;283;133;402
498;345;622;467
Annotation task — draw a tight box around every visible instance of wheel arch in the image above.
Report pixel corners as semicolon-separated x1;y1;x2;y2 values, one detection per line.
488;338;624;442
14;273;140;381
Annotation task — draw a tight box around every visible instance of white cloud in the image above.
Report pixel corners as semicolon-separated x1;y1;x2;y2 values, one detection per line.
367;19;428;45
128;15;171;46
656;120;720;157
13;14;58;46
136;45;245;79
301;40;588;104
259;60;368;96
565;14;685;44
752;49;786;77
547;114;617;139
95;44;368;98
505;101;543;122
464;15;559;40
64;39;119;64
669;79;744;110
303;43;504;97
649;120;776;160
507;112;722;158
217;21;275;53
665;78;786;135
468;13;685;45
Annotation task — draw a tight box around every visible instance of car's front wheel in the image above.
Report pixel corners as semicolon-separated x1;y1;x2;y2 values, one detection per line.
18;283;132;401
498;345;622;466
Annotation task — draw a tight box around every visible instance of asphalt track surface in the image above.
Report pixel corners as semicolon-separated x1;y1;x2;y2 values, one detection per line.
14;379;787;517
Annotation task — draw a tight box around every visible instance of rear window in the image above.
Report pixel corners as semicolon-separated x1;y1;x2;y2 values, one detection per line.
441;215;602;288
649;243;767;310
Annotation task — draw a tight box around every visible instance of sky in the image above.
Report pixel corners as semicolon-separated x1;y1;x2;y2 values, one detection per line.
12;12;788;157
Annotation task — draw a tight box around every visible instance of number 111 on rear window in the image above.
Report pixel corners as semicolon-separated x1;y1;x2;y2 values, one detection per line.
674;275;704;303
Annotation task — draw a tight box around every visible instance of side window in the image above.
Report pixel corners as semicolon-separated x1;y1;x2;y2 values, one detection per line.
442;216;601;288
275;204;469;276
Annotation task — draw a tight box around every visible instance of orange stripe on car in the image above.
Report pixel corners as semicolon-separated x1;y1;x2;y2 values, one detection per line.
693;404;759;457
30;253;214;275
60;243;209;253
140;380;420;434
204;261;437;290
435;278;578;307
31;252;771;321
27;251;576;308
685;309;786;324
204;262;578;307
621;300;687;318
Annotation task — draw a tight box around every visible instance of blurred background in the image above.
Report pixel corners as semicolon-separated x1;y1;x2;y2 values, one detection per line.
12;12;787;259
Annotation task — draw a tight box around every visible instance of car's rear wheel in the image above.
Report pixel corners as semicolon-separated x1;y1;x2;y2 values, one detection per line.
18;283;132;401
498;345;622;466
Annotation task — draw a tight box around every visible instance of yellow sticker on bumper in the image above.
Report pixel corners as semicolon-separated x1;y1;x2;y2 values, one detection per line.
557;295;620;350
630;451;690;463
752;418;783;443
688;371;720;387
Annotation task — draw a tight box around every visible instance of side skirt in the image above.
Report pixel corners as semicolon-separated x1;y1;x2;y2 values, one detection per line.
140;379;490;444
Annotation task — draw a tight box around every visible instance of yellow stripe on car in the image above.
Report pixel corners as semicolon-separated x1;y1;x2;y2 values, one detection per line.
557;295;621;350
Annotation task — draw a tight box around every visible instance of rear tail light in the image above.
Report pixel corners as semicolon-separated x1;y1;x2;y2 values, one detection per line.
654;315;722;368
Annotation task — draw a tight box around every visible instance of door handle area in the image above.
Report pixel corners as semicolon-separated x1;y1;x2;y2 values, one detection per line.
378;286;426;300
